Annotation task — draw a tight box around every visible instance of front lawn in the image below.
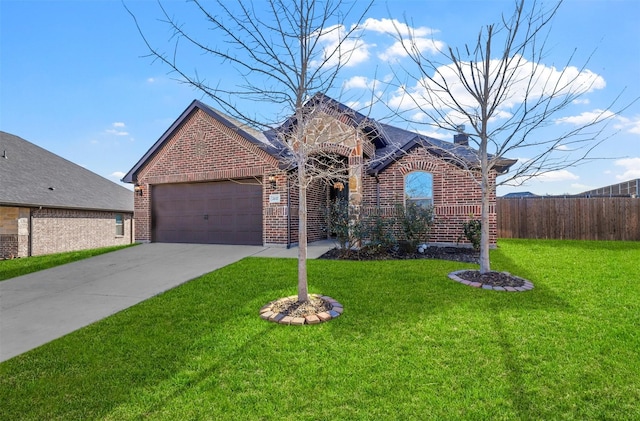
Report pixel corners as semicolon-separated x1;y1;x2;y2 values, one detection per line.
0;244;137;281
1;239;638;420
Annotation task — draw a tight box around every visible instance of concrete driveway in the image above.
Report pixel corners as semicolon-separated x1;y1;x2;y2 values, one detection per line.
0;241;333;362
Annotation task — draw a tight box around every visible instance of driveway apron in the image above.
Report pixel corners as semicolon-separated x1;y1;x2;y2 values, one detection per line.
0;243;268;362
0;241;334;362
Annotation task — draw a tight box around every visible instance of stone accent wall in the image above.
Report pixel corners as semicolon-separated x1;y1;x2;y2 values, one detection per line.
363;147;498;245
30;208;133;256
1;207;30;258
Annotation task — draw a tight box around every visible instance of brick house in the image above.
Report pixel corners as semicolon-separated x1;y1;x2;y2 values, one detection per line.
123;94;515;247
0;131;134;259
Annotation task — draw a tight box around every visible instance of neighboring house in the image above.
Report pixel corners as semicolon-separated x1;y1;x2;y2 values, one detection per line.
579;179;639;198
0;131;134;259
502;191;539;198
123;94;515;247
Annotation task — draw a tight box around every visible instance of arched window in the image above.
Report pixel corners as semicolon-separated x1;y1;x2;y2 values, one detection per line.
405;171;433;207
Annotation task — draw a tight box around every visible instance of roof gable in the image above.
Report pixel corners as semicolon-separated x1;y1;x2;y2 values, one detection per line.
123;100;283;183
369;123;517;175
274;93;388;149
0;131;133;212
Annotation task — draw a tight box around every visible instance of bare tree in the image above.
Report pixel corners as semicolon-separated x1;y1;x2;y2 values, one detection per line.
391;0;631;273
125;0;374;302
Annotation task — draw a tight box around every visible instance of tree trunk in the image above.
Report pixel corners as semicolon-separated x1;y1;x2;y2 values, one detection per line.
479;31;492;275
297;169;309;303
479;172;491;274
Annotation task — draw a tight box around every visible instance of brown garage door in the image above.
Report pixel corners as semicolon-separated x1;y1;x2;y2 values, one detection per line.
152;180;262;245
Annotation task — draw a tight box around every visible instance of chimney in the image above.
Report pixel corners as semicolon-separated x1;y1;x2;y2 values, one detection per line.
453;125;468;146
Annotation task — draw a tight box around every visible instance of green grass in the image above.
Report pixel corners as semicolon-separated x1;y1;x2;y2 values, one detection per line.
0;244;137;281
1;239;638;420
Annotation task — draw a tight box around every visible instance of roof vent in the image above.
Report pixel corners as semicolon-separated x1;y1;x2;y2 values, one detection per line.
2;150;6;159
48;187;55;191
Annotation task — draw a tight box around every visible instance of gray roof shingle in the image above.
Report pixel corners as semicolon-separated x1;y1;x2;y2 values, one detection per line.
124;94;516;182
0;131;133;212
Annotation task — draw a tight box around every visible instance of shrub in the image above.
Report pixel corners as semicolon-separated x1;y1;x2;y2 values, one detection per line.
325;198;350;249
326;200;434;254
394;202;435;250
459;217;482;250
365;211;396;251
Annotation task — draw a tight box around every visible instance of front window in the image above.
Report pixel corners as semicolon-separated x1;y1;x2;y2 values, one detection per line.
405;171;433;207
115;214;124;236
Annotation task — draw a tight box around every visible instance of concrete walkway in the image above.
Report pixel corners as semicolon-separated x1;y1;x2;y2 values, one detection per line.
0;241;334;362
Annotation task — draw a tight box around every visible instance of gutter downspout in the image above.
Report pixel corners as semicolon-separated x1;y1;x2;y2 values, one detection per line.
28;208;33;257
287;175;291;248
375;173;380;208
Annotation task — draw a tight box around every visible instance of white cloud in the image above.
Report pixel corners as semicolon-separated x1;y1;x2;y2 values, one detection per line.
315;18;445;68
411;111;427;123
556;109;615;126
312;24;372;68
106;122;129;136
147;77;156;83
536;169;579;182
614;115;640;135
389;55;607;124
554;144;570;151
345;101;361;109
572;98;590;105
414;128;446;139
379;37;444;61
106;129;129;136
614;157;640;180
361;18;437;38
359;18;443;62
110;171;126;179
343;76;378;90
488;109;513;123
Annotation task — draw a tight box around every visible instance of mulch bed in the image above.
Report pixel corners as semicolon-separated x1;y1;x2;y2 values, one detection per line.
319;245;480;264
270;295;332;318
319;244;533;291
452;270;526;288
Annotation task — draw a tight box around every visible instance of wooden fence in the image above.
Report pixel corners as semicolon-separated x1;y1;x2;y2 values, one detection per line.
497;197;640;241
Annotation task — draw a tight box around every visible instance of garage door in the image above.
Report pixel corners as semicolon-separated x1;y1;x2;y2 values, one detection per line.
152;180;262;245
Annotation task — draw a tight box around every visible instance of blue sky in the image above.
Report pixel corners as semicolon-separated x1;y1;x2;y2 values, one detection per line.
1;0;639;196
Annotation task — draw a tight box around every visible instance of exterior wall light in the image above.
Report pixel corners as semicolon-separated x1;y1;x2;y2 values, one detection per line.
268;175;277;189
134;183;144;196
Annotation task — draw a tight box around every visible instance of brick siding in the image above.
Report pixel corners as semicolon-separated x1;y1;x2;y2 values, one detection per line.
135;108;284;244
30;208;133;256
131;106;499;247
0;234;18;259
363;147;498;245
1;206;133;259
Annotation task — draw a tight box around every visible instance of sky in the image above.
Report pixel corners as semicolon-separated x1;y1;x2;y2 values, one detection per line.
1;0;639;196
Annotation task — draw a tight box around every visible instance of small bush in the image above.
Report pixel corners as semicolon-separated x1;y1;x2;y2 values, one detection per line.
459;217;482;250
326;200;434;254
394;202;435;250
325;198;351;249
365;211;396;251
